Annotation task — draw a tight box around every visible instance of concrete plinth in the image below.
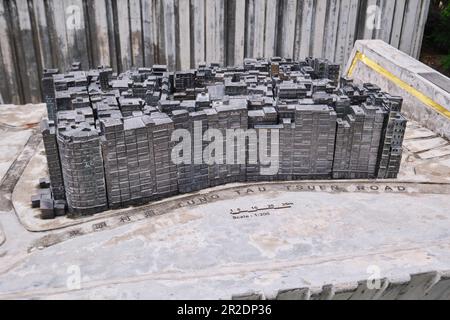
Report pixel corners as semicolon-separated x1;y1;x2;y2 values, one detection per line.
0;104;449;299
345;40;450;140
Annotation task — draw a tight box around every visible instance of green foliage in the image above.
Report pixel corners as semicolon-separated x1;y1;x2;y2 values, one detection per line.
427;1;450;71
442;54;450;70
440;3;450;70
432;1;450;53
444;1;450;17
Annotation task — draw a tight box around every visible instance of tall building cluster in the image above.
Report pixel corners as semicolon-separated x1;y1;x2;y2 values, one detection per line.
33;58;407;219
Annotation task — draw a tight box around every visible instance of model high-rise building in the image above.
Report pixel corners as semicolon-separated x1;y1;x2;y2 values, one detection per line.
34;57;407;219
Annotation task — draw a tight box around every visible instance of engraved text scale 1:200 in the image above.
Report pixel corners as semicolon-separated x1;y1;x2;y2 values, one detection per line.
33;57;407;219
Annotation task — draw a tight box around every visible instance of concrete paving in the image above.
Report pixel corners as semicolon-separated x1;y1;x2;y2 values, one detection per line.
1;105;450;300
0;104;45;182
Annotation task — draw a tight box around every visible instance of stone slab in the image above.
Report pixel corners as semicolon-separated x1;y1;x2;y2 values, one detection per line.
403;137;448;154
419;72;450;93
418;146;450;160
0;104;46;128
404;126;437;141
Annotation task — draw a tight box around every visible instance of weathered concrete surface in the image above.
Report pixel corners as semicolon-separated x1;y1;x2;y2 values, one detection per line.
2;188;450;299
0;104;46;127
0;104;46;248
398;121;450;184
2;105;450;300
0;129;32;183
345;40;450;140
0;104;46;182
0;1;431;104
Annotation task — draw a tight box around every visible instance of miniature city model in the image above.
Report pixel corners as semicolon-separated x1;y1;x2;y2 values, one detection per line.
33;57;407;219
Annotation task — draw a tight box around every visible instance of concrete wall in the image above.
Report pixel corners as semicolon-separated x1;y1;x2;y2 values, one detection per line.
0;0;430;104
344;40;450;140
233;270;450;300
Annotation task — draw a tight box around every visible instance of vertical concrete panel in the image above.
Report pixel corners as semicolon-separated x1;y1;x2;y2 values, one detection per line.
390;0;407;48
0;0;432;104
129;0;144;67
63;0;90;70
313;0;329;58
191;0;205;66
46;0;68;71
116;0;131;71
13;0;41;102
245;0;265;59
32;0;54;69
399;0;422;54
312;0;327;58
323;0;341;61
177;0;191;70
89;0;111;67
293;0;303;60
298;0;314;59
279;0;297;58
154;0;165;64
264;0;278;58
215;0;225;64
0;0;21;103
142;0;155;67
376;0;396;43
163;0;176;69
233;0;246;65
252;0;265;58
361;0;378;39
412;0;430;59
335;0;350;63
105;0;118;70
343;0;360;64
206;0;225;64
245;0;255;58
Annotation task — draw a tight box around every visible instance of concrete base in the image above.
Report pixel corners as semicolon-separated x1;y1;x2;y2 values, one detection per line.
0;104;450;299
345;40;450;140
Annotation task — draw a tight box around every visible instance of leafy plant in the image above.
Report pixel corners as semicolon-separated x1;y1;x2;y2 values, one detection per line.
442;53;450;70
429;0;450;70
433;2;450;49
